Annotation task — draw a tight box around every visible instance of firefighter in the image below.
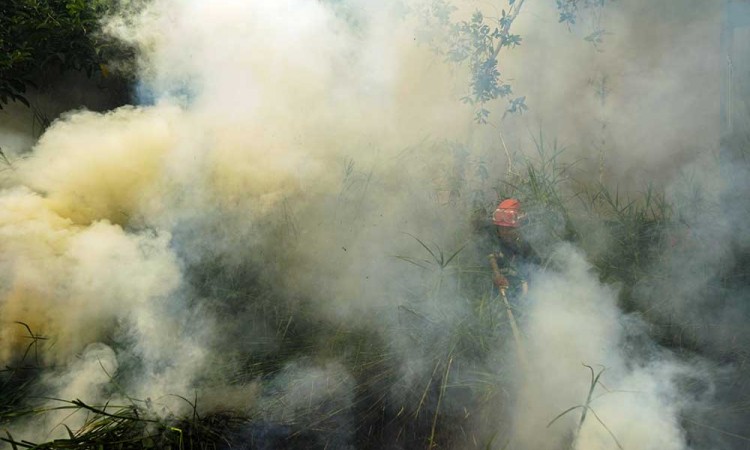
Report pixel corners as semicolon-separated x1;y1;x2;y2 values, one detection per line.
488;198;539;298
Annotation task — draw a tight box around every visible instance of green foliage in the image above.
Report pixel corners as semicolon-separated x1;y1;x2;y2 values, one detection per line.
414;1;528;123
579;182;671;287
548;364;623;450
0;323;49;418
396;233;466;272
1;398;251;449
0;140;722;448
416;0;611;122
495;131;578;250
450;4;526;123
556;0;609;27
0;0;114;108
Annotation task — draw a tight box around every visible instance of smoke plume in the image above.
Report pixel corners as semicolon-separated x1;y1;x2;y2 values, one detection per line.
1;0;747;448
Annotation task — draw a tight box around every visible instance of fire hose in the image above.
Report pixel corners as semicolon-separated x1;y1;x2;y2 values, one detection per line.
489;255;529;369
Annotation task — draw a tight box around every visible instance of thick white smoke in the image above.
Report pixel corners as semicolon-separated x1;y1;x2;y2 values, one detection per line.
512;245;700;449
0;0;744;448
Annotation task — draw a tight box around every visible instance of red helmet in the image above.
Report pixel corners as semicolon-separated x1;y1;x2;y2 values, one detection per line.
492;198;524;227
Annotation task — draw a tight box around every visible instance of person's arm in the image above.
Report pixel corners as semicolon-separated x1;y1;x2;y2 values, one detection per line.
488;253;509;288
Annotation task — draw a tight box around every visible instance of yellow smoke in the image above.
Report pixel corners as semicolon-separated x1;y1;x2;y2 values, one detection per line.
0;0;473;367
0;1;725;448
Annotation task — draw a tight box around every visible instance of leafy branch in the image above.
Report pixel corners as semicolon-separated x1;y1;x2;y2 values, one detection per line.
417;0;612;123
0;0;125;110
448;1;528;123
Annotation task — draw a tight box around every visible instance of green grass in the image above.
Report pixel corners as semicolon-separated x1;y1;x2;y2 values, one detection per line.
1;398;251;449
2;133;748;449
